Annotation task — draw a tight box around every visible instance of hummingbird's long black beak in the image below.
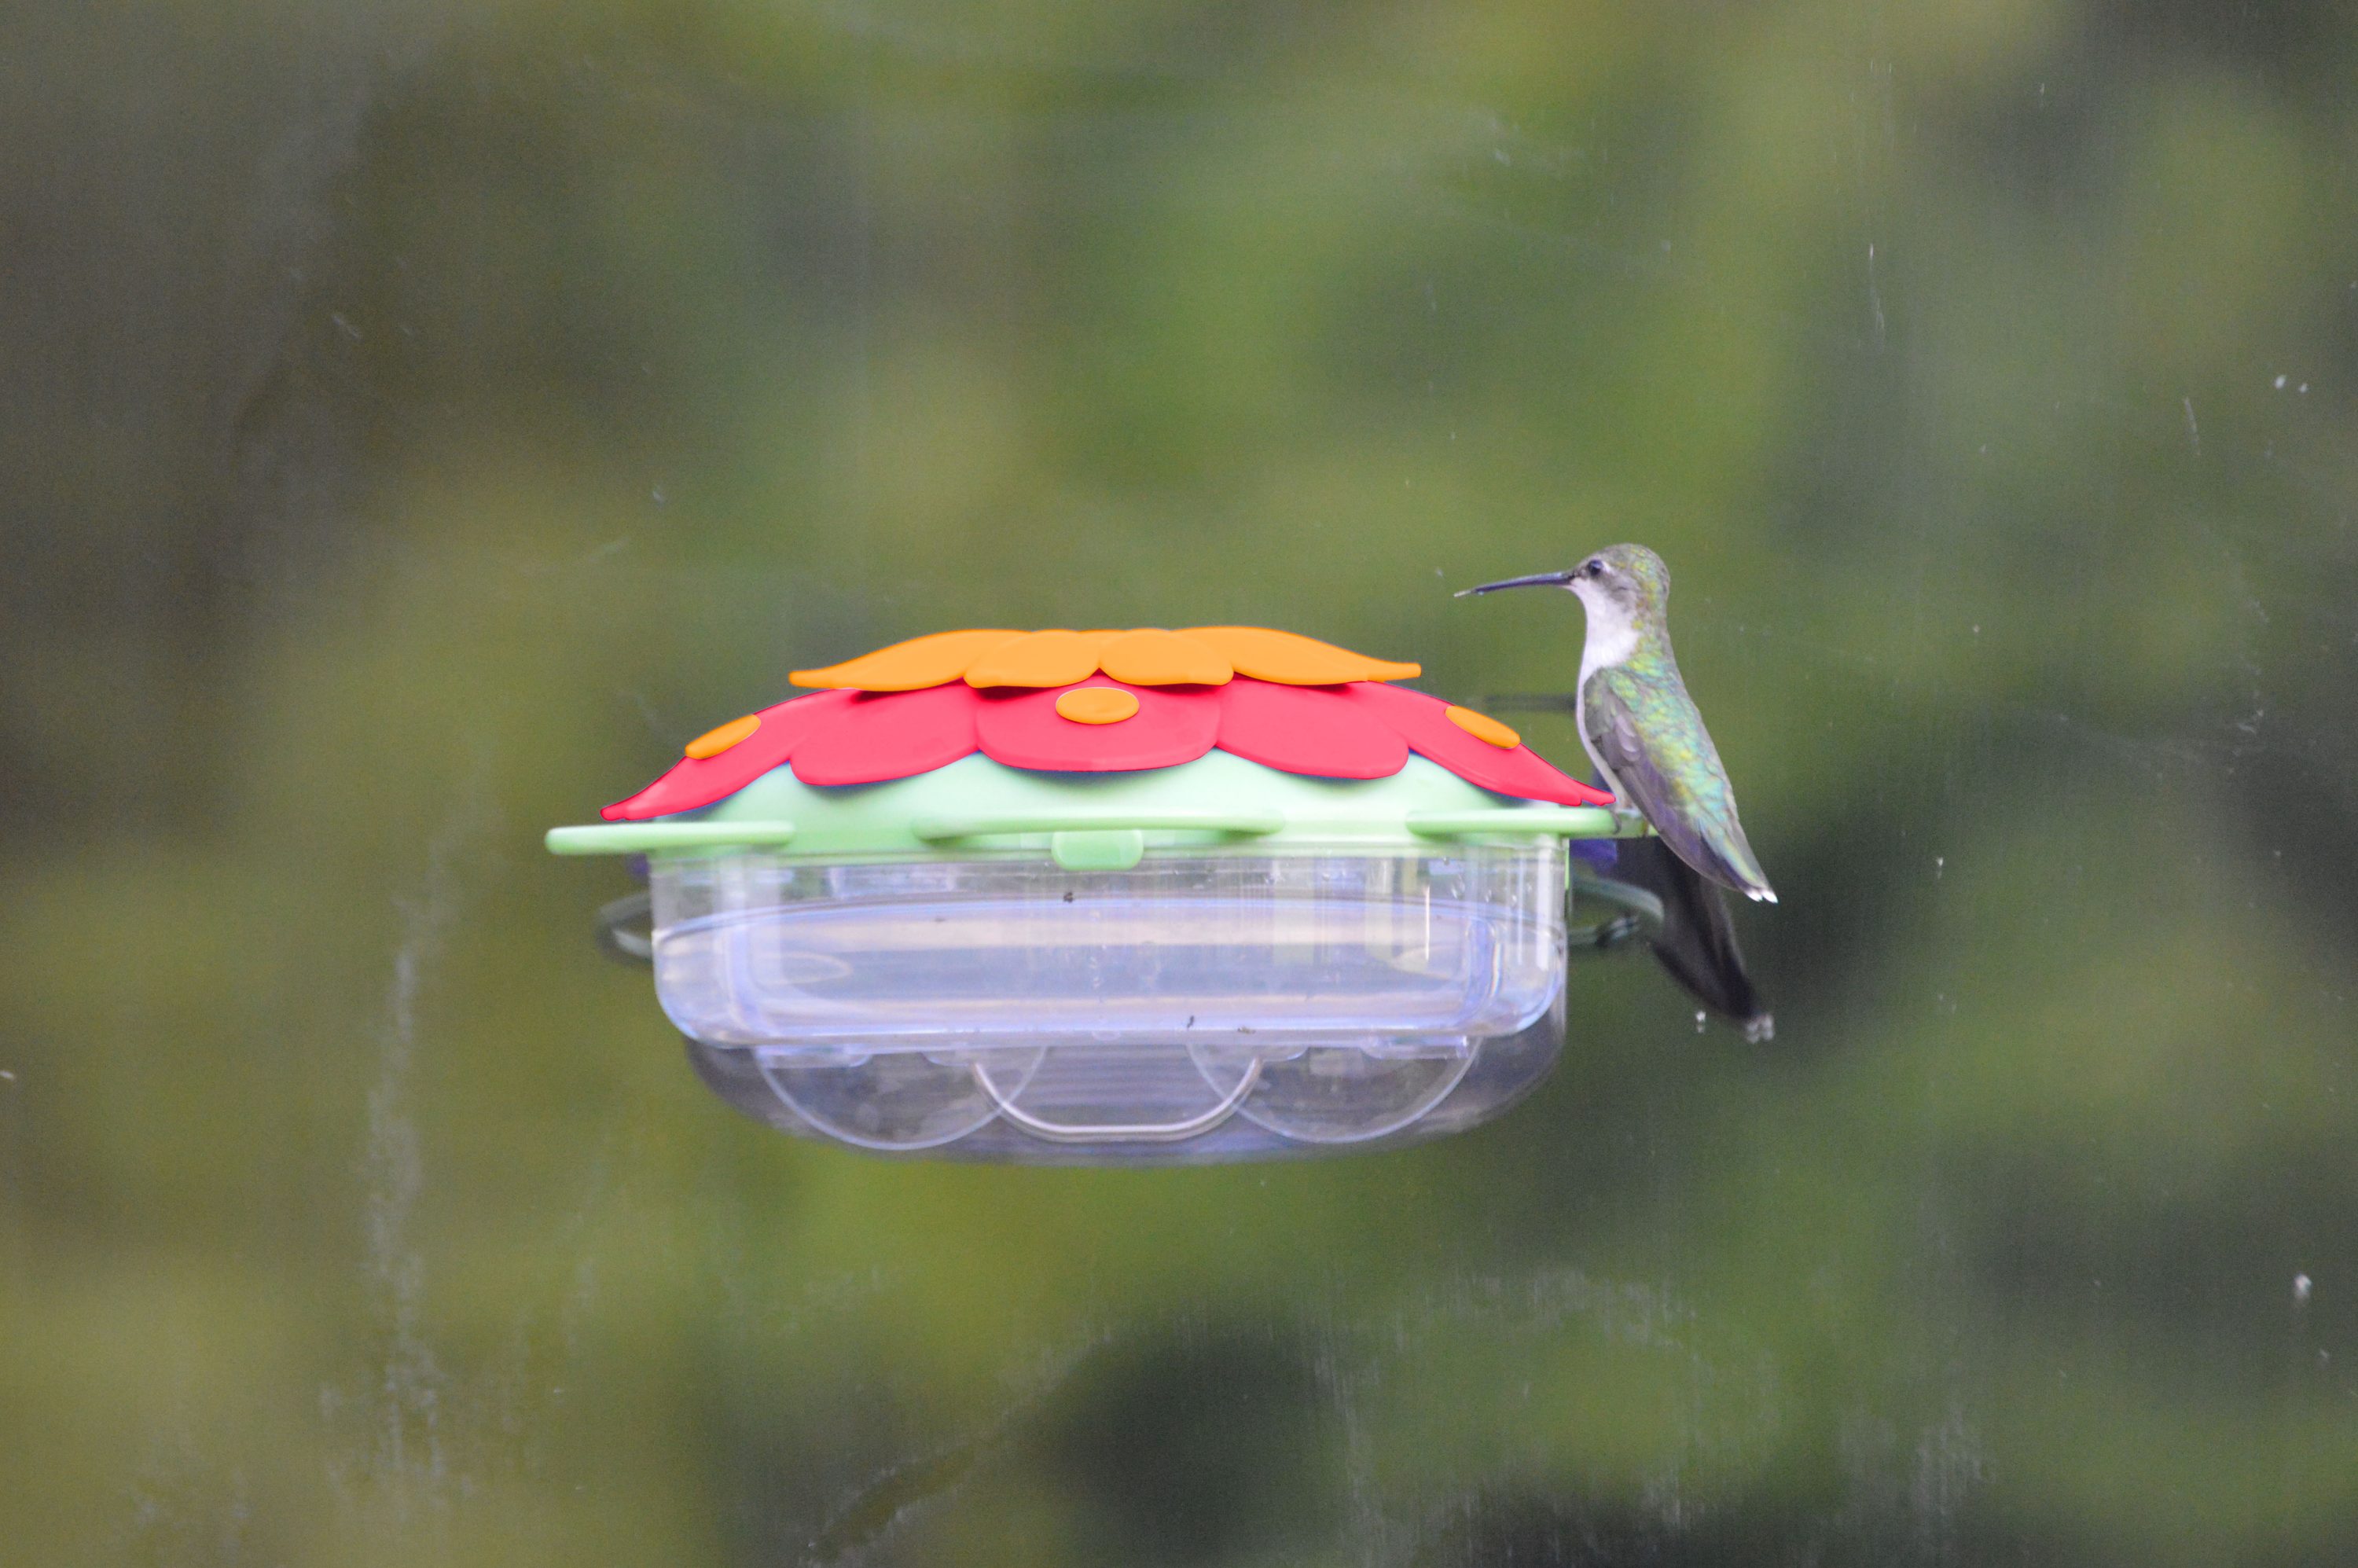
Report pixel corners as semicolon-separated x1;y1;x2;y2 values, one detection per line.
1454;571;1575;598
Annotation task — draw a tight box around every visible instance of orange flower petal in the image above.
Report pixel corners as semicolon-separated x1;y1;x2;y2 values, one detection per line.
1055;687;1140;724
791;629;1023;691
1098;628;1233;687
1444;705;1519;749
964;630;1107;689
1179;626;1420;685
684;714;761;758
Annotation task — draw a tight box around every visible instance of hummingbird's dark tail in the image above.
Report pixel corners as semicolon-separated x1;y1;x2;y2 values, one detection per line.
1614;836;1774;1042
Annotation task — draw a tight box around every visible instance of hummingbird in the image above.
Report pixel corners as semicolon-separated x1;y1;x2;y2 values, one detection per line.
1459;543;1776;905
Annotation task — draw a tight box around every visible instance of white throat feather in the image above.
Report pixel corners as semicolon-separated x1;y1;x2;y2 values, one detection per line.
1573;587;1641;686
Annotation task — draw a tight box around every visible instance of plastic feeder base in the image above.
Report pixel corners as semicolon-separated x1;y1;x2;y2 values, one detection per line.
682;999;1565;1166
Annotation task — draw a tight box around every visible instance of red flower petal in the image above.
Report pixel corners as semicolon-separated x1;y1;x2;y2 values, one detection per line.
1214;678;1408;779
976;678;1221;772
602;689;861;820
788;685;980;786
1339;682;1614;806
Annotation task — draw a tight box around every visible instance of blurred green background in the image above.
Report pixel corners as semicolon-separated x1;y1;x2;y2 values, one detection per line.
6;0;2358;1562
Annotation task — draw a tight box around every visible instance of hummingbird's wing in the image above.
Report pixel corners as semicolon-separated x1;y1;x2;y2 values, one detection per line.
1582;665;1776;902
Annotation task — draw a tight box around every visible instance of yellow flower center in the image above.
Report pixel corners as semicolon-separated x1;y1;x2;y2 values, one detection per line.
1054;688;1140;725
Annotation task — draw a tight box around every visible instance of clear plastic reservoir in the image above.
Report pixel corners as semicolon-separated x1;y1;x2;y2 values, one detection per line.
651;842;1570;1162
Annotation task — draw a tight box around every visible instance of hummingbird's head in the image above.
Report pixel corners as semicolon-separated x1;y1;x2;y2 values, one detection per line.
1459;543;1670;628
1566;543;1669;623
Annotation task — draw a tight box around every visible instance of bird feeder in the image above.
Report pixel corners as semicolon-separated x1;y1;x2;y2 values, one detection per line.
548;626;1651;1163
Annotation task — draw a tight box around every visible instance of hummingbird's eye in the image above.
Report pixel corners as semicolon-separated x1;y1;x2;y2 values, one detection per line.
1582;560;1603;579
